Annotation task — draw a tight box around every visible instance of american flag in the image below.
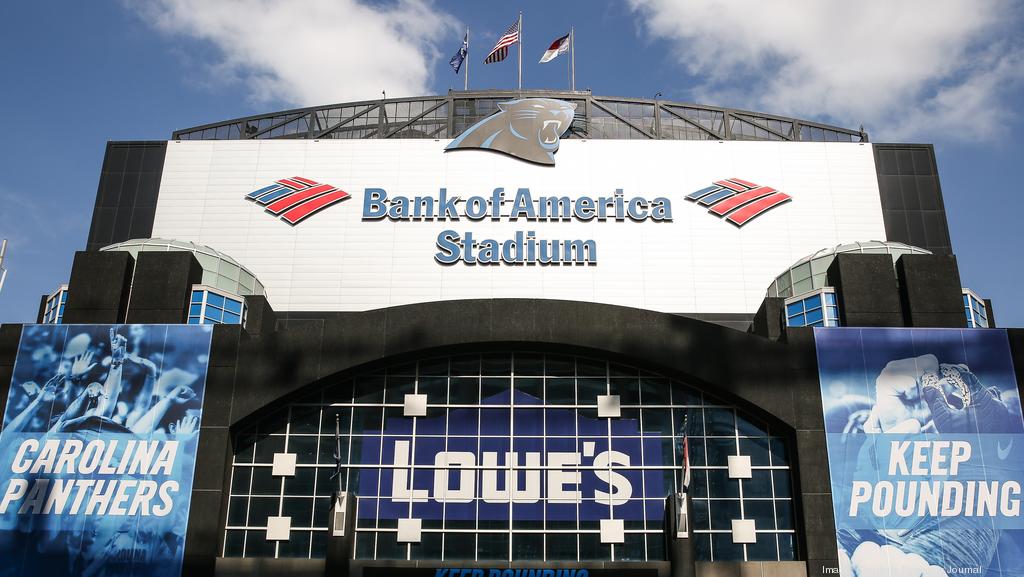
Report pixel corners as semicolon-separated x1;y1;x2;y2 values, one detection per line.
484;18;520;64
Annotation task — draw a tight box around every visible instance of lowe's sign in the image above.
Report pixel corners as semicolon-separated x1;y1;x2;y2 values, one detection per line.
358;391;664;521
362;187;672;265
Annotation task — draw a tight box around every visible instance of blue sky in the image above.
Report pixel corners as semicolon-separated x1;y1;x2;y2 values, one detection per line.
1;0;1022;325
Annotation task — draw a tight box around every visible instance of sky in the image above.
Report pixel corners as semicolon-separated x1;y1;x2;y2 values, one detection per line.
0;0;1022;325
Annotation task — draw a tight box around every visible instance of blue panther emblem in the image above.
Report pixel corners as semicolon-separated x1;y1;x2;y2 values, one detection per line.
445;98;576;165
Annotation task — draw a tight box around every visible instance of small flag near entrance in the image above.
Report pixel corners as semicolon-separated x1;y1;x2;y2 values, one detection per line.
539;32;570;63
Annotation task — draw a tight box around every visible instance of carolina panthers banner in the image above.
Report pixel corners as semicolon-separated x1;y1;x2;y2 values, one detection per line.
815;328;1024;577
0;324;213;577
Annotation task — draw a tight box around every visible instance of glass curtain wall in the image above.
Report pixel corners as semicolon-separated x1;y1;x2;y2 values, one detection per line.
224;351;797;563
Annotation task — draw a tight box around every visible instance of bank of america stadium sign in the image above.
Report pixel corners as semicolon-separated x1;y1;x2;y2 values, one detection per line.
245;180;794;265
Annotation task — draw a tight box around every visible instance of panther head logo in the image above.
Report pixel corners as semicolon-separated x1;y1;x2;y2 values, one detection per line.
445;98;576;166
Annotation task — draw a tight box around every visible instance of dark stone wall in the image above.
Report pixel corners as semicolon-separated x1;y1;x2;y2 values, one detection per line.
125;252;204;324
985;299;997;328
35;295;48;324
0;324;20;427
751;297;785;340
895;254;966;328
825;254;903;327
232;300;804;432
62;251;134;324
188;325;242;577
874;144;952;255
784;328;838;577
86;141;167;251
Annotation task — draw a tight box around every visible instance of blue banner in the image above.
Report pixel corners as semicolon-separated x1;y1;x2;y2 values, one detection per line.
358;390;664;522
0;324;213;577
815;328;1024;577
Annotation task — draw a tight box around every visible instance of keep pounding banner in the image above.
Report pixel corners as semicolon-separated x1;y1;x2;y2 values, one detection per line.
0;324;213;577
815;328;1024;577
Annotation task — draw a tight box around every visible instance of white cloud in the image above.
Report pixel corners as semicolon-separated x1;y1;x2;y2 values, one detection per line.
627;0;1024;142
128;0;460;107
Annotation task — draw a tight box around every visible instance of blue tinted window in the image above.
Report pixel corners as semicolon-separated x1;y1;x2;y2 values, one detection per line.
805;308;824;324
787;291;839;327
207;292;225;308
190;289;245;325
224;297;243;314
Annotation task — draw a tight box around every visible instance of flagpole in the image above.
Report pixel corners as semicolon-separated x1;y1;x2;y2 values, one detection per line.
517;11;523;91
570;27;576;91
465;27;470;91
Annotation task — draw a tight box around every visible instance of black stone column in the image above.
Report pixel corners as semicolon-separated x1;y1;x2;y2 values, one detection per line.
62;251;134;324
785;328;840;577
826;253;904;327
895;254;966;328
125;252;204;324
751;297;785;340
243;295;278;337
667;494;696;577
325;491;357;576
985;299;997;328
1011;330;1024;403
36;296;48;323
0;324;22;427
183;324;242;577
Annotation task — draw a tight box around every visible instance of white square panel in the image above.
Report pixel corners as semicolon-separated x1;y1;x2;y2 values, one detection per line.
271;452;297;477
266;516;291;541
727;455;752;479
731;519;756;544
404;394;428;417
597;395;621;418
600;519;625;544
397;518;422;543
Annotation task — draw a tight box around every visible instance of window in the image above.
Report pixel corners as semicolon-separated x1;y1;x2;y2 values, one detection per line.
42;284;68;324
188;286;246;326
962;289;989;328
785;289;839;327
225;352;797;563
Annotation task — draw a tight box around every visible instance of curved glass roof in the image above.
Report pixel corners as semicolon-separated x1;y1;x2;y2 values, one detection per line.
172;89;867;143
100;238;265;297
768;241;932;299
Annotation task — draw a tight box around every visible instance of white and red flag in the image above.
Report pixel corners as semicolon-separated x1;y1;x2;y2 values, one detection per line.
539;32;570;63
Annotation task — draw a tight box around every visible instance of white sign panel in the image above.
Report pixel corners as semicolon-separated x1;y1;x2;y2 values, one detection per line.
151;139;885;314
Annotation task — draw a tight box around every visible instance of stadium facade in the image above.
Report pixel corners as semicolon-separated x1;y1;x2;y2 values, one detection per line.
1;90;1022;577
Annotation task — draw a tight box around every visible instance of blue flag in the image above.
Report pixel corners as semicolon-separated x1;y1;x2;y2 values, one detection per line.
450;33;468;74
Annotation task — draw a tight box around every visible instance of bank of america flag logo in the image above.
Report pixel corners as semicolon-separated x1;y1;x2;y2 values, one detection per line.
245;176;350;225
685;178;792;226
